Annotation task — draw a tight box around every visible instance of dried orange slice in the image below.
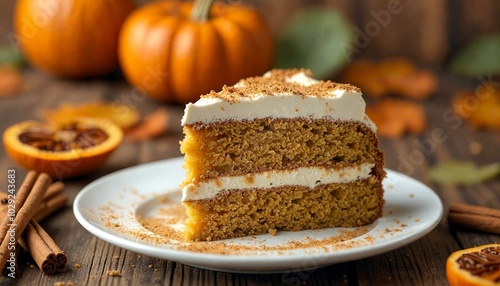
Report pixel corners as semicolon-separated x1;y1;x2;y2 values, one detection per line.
3;117;123;179
446;243;500;286
43;101;140;130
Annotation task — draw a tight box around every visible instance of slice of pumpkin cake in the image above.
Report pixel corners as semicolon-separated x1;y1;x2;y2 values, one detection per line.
180;69;385;241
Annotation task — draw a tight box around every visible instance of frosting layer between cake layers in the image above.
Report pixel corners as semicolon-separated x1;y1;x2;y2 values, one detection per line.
182;163;375;201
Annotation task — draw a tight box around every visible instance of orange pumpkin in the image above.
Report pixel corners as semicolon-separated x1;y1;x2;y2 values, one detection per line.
14;0;135;78
118;0;274;103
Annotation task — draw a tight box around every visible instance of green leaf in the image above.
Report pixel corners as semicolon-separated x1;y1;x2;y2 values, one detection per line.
449;34;500;77
428;161;500;186
0;45;26;69
275;8;353;79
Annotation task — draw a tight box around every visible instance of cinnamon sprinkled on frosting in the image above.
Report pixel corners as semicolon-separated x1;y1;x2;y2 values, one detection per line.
181;69;374;130
202;69;360;103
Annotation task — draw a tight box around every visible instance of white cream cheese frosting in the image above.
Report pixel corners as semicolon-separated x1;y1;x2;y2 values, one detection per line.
285;71;319;86
182;163;374;201
181;70;376;131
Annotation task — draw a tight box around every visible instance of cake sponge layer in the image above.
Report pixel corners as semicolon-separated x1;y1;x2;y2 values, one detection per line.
181;119;382;186
183;178;384;241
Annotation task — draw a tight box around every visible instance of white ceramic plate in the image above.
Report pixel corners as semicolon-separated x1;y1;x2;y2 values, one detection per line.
74;157;443;273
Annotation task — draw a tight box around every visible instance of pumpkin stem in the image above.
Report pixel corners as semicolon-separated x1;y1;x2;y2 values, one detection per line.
190;0;215;22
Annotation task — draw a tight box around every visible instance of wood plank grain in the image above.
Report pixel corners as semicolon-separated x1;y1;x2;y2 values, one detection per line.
356;231;456;285
413;0;448;64
451;0;500;54
324;0;449;65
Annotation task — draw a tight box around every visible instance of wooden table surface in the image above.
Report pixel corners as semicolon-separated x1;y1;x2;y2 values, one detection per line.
0;68;499;286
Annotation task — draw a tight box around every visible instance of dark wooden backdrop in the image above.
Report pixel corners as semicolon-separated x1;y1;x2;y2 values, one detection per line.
1;0;500;66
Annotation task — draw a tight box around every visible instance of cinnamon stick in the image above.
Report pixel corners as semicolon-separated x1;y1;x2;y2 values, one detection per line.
21;221;67;274
20;223;57;274
0;171;38;245
1;181;66;221
448;202;500;235
32;221;67;269
33;193;67;222
25;181;67;274
44;181;65;201
0;178;68;275
0;173;52;272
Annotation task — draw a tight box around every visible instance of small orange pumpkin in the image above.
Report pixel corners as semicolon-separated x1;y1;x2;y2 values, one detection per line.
118;0;274;103
14;0;135;78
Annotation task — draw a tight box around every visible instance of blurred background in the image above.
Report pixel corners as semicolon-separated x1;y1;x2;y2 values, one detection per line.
1;0;500;66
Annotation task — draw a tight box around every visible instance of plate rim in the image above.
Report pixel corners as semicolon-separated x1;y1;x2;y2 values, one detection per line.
73;157;443;273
